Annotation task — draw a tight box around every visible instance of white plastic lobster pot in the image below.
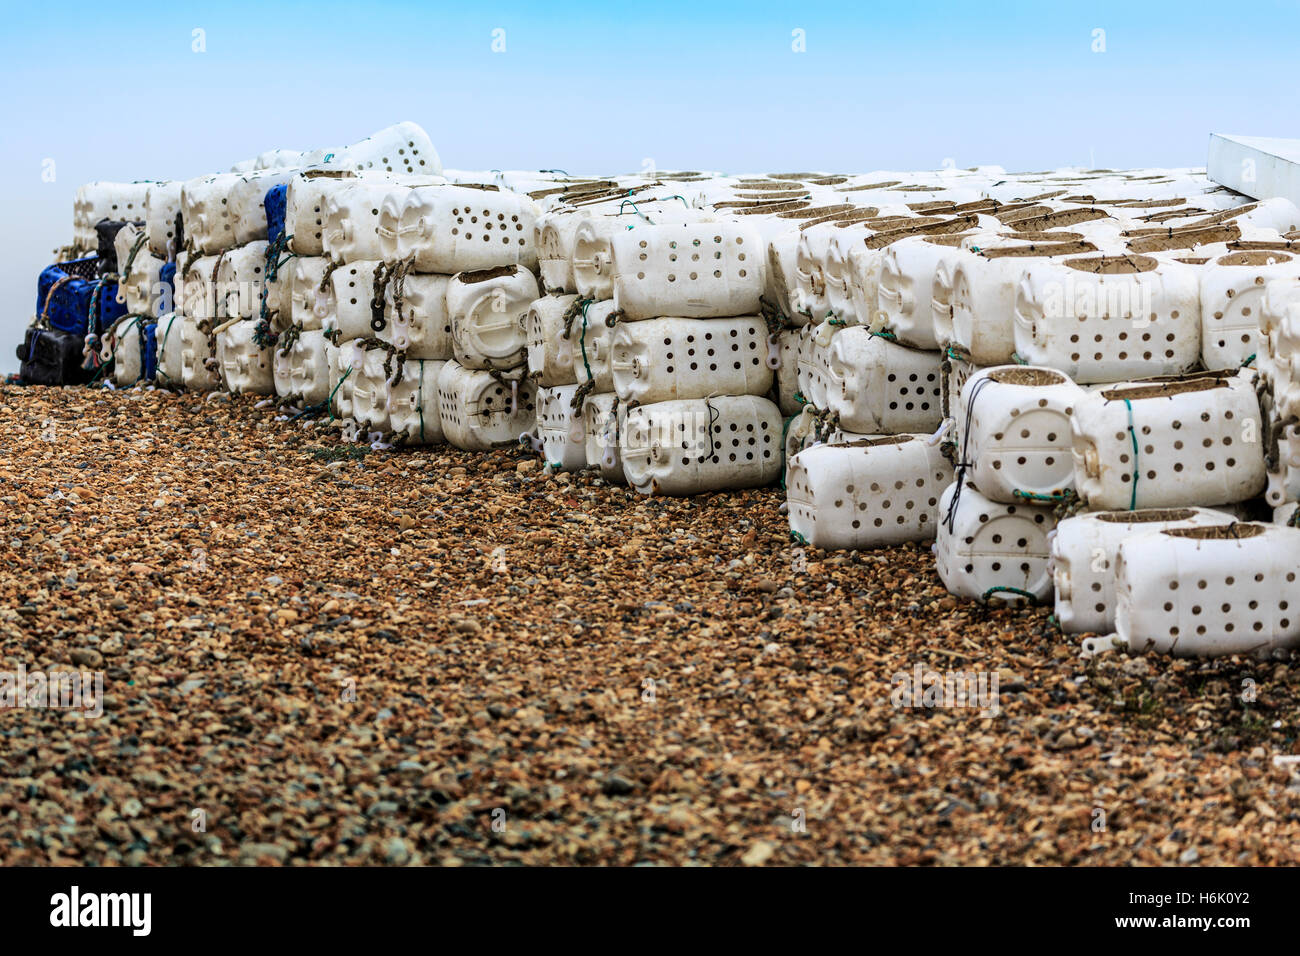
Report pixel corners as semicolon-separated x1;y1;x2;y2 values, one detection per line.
610;316;772;405
961;365;1086;503
533;384;588;471
1070;375;1267;510
181;173;242;254
621;396;782;496
536;211;582;292
826;327;943;433
437;361;537;451
154;312;184;387
823;231;861;326
145;181;183;257
796;322;836;410
178;254;221;321
447;265;539;371
326;260;384;340
377;184;538;273
382;273;453;359
929;245;967;347
228;169;297;246
216;241;268;320
113;224;164;317
388;358;446;445
943;350;984;435
110;317;150;386
787;436;954;549
74;181;151;250
322;182;401;263
283;329;331;406
610;222;764;320
330;339;366;421
583;393;625;483
285;171;357;256
349;346;395;433
935;480;1058;604
776;329;803;416
1050;507;1236;635
290;256;332;331
1013;254;1201;383
574;300;619;392
783;407;823;469
1266;421;1300;508
764;231;805;324
1201;251;1300;370
877;236;969;349
1100;522;1300;658
216;320;274;395
333;121;442;177
792;227;834;323
526;293;581;387
178;313;219;391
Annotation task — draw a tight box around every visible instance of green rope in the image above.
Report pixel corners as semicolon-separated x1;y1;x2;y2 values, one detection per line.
1241;353;1257;368
982;586;1038;605
1123;397;1139;511
790;530;808;545
868;329;897;341
1011;352;1029;365
793;391;808;406
1012;488;1075;504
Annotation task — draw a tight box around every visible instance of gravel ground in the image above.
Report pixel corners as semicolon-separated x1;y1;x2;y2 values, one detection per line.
1;383;1298;866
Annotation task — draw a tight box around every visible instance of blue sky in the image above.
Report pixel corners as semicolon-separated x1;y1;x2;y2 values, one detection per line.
1;0;1298;194
1;0;1298;368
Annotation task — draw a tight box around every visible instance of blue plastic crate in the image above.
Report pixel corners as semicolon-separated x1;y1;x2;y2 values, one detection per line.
265;184;288;247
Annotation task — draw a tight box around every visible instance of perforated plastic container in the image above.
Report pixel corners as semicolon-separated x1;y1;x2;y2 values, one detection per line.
536;211;582;293
1070;373;1266;510
377;184;537;273
388;358;445;445
826;327;943;433
526;293;581;387
583;392;625;483
382;272;453;359
178;313;218;391
285;170;357;257
960;365;1085;503
952;242;1099;365
1050;507;1236;634
227;169;296;246
113;223;164;317
610;316;772;405
145;181;183;258
181;173;241;255
610;222;764;320
792;226;834;323
776;329;803;415
216;319;274;395
1266;421;1300;508
786;435;953;548
447;265;538;371
74;181;151;251
330;339;365;422
216;241;268;321
110;316;154;386
349;345;396;433
877;235;969;349
154;312;184;387
1094;522;1300;657
437;360;537;451
281;328;331;407
1200;250;1300;370
178;253;221;322
326;260;384;340
322;181;400;263
621;396;782;495
935;480;1058;604
332;121;441;176
290;256;332;331
532;384;588;471
796;322;835;410
1013;254;1201;383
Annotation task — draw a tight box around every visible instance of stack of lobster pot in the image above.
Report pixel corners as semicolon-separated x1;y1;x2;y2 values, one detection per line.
107;219;168;386
1255;275;1300;522
371;179;540;448
526;183;714;477
564;218;784;495
934;364;1086;604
